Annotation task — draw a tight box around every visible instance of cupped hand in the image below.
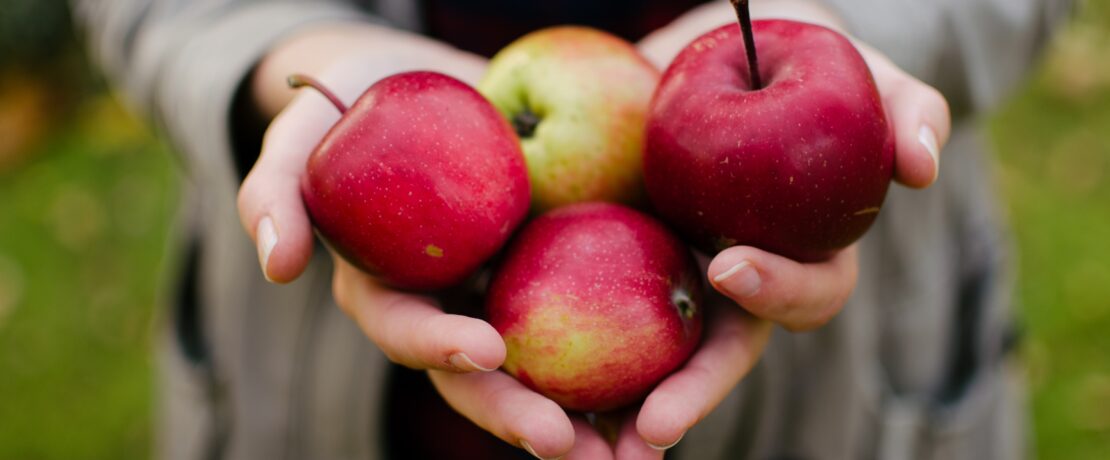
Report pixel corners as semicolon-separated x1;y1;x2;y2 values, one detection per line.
705;36;952;331
639;0;948;332
625;0;953;454
237;24;503;370
235;23;579;459
238;23;487;284
234;17;523;431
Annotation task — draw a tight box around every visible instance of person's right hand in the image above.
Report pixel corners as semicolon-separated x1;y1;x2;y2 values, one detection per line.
237;23;606;460
238;22;511;365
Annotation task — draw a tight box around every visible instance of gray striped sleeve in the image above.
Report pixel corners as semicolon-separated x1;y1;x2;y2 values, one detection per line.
72;0;374;172
822;0;1074;114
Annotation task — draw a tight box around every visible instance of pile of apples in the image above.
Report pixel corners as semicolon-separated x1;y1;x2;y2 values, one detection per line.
296;1;892;414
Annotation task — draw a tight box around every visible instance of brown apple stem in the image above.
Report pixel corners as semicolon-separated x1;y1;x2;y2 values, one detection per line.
287;74;348;113
730;0;763;90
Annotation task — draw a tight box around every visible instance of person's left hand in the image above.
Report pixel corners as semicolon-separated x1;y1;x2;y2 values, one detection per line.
616;1;953;456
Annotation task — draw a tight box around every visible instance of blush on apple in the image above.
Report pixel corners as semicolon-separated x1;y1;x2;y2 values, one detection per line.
478;26;660;212
296;71;530;290
644;0;894;262
486;203;703;412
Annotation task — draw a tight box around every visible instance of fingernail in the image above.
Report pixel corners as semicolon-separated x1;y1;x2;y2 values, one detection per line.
918;124;940;183
257;216;278;282
449;352;495;372
647;431;686;451
520;439;560;460
713;260;761;298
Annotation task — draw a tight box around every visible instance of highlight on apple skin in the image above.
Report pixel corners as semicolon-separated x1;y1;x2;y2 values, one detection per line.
486;202;703;412
644;20;894;262
479;26;661;213
300;71;531;290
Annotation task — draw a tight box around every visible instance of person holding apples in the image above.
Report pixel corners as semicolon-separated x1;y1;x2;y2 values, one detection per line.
75;0;1071;458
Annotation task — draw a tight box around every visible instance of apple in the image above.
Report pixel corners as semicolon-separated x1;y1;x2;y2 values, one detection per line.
486;203;703;412
478;26;660;212
643;1;894;262
296;71;530;290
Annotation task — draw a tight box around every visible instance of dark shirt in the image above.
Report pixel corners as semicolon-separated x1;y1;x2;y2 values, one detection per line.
421;0;709;56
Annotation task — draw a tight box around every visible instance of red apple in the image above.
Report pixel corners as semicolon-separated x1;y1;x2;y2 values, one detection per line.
299;71;530;290
644;14;894;262
486;203;703;412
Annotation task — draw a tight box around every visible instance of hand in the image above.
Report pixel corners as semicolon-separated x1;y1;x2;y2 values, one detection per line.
624;0;953;454
236;23;579;460
237;24;503;372
640;0;948;330
238;22;487;282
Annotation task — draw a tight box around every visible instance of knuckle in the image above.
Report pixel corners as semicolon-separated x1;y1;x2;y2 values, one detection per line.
380;347;409;366
331;273;353;315
236;177;258;214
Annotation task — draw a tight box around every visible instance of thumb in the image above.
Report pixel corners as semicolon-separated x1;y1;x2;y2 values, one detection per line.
237;90;341;283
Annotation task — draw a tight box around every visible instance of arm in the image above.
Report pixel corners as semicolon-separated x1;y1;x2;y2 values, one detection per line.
73;2;552;457
821;0;1074;114
70;0;373;169
626;0;950;455
626;0;1071;455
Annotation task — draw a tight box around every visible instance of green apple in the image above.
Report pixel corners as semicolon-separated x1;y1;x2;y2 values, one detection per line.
478;26;660;212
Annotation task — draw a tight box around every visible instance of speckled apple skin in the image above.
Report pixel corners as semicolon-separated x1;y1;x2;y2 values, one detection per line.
645;21;895;262
479;27;660;212
486;203;703;412
302;71;530;290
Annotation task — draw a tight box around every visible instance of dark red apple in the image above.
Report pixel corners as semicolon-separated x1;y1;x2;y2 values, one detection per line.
644;9;894;262
486;203;703;412
298;71;530;290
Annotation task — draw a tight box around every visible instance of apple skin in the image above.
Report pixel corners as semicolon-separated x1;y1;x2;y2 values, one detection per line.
478;26;660;213
486;203;703;412
644;21;895;262
302;71;530;290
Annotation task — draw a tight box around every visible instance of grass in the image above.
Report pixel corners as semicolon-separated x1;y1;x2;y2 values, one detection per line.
989;2;1110;456
0;95;178;459
1;4;1109;459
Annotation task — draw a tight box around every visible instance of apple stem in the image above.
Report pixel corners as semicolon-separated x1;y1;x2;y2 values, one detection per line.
287;74;348;113
729;0;763;90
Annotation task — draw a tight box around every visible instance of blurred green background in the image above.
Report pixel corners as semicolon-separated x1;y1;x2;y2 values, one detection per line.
0;1;1108;459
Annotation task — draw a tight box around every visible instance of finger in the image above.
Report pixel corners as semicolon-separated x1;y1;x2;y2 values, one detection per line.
567;417;614;460
636;305;772;449
429;369;575;460
706;244;858;331
333;258;505;372
858;44;951;189
614;409;662;460
237;92;341;283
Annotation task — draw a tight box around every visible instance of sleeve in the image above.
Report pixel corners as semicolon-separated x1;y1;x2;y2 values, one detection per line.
71;0;376;174
820;0;1074;115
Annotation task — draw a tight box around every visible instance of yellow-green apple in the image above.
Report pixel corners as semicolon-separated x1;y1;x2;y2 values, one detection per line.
644;0;894;262
486;203;703;412
478;26;660;212
297;71;530;290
